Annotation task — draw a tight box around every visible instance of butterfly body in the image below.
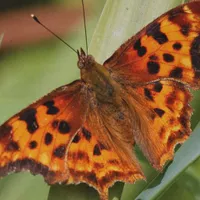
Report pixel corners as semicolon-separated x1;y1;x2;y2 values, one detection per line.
79;49;120;104
77;49;139;163
1;2;200;200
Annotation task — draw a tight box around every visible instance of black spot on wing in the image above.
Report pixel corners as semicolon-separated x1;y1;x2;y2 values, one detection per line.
147;61;160;74
144;88;153;101
53;145;66;159
190;35;200;71
163;53;174;63
93;144;101;156
19;108;39;134
133;38;147;57
133;39;141;50
154;108;165;117
82;127;91;141
72;134;81;143
43;100;59;115
146;22;168;44
138;47;147;57
44;132;53;145
173;42;182;50
29;141;37;149
169;67;183;78
154;82;163;92
58;120;70;134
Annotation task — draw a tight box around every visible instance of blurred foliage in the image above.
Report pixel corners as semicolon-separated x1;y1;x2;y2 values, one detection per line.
0;0;54;12
0;0;200;200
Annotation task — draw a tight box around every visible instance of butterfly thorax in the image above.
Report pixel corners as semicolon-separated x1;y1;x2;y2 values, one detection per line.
78;49;120;103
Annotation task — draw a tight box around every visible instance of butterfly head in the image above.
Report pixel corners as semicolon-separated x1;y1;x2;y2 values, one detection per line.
77;48;95;69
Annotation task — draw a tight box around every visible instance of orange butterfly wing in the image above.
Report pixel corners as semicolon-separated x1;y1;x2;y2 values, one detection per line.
67;99;145;200
0;80;86;184
0;79;145;200
126;80;192;169
102;2;200;170
104;2;200;89
67;126;143;200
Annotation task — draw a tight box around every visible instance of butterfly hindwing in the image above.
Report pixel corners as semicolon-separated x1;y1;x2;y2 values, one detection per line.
125;80;192;169
104;2;200;89
67;104;145;200
0;80;86;184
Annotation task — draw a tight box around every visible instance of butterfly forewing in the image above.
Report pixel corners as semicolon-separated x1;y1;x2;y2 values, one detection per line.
104;2;200;89
0;80;86;183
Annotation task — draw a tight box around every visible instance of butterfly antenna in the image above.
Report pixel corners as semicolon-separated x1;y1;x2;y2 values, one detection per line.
81;0;88;54
31;14;77;54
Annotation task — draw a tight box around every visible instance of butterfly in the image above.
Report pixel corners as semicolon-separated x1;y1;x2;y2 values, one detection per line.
0;1;200;200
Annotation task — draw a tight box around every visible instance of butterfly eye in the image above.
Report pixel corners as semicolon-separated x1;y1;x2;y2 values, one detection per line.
77;60;85;69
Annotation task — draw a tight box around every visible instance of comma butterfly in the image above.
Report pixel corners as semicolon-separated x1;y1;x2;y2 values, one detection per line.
0;1;200;200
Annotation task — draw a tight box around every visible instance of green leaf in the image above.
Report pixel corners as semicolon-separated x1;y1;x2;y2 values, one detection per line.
0;173;49;200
